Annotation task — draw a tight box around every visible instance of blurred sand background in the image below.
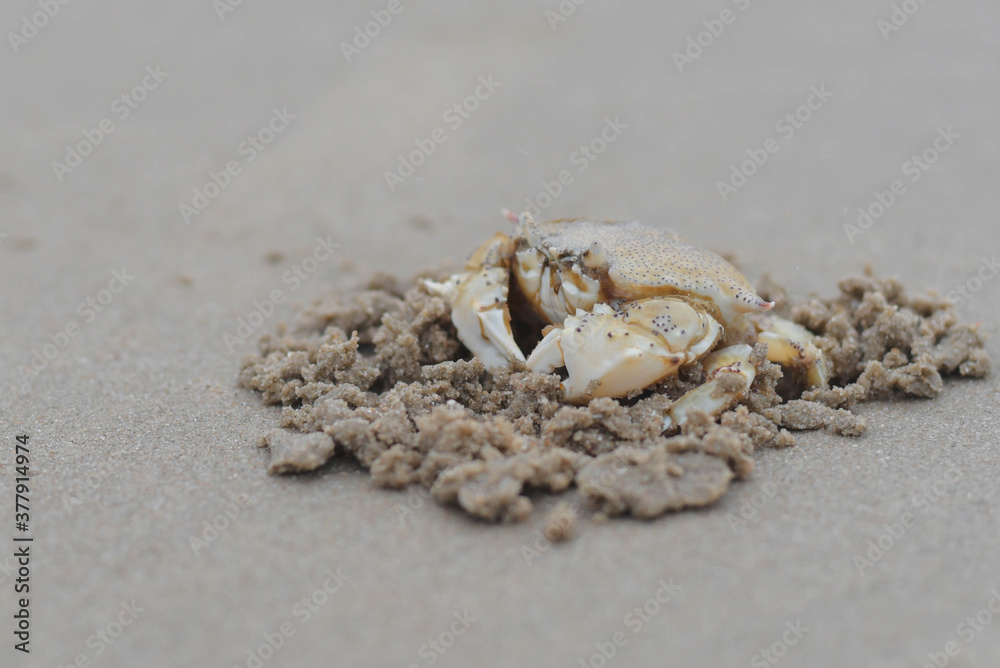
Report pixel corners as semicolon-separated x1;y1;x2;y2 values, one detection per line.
1;1;999;666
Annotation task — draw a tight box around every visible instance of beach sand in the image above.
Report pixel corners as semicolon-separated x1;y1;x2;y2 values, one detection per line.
2;2;999;666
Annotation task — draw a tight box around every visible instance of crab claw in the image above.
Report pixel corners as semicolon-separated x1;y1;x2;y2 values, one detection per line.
425;267;525;369
525;297;722;403
662;344;757;431
752;313;829;387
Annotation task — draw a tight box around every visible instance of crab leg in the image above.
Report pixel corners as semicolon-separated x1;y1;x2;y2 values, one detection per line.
662;344;757;431
424;233;525;369
752;313;829;387
525;297;722;403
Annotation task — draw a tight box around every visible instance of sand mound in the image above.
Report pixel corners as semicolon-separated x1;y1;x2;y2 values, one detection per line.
239;267;989;526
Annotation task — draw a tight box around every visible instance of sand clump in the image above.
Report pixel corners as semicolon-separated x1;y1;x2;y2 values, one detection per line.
239;267;990;525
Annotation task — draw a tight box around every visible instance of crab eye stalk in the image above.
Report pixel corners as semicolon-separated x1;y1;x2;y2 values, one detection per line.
583;240;607;270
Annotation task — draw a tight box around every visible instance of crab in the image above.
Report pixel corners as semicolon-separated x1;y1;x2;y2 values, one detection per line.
425;212;828;429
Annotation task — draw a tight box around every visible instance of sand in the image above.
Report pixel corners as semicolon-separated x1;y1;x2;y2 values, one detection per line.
3;2;1000;667
239;269;988;524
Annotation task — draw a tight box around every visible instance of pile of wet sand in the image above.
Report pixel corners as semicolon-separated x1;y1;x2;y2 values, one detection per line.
239;267;989;533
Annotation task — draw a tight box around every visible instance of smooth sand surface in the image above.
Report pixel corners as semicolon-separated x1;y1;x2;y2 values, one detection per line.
2;2;999;666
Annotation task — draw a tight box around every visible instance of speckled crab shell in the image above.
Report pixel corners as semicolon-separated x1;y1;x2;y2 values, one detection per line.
511;218;774;334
